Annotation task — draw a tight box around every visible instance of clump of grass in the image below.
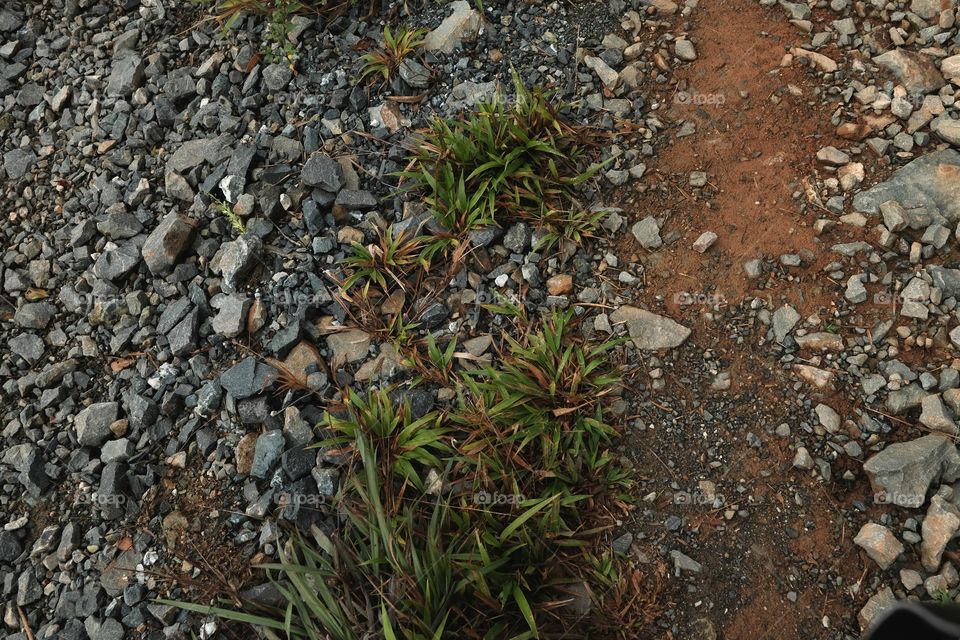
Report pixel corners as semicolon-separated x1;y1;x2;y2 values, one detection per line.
360;25;427;84
341;226;427;292
208;0;326;63
165;311;644;638
399;73;605;252
210;196;247;234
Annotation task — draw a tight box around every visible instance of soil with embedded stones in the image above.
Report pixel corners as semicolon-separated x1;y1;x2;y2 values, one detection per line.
3;0;960;638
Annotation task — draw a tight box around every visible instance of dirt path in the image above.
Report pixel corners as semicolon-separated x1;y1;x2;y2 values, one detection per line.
617;0;846;305
615;2;877;638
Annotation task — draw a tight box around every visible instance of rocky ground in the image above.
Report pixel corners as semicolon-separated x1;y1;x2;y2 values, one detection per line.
3;0;960;638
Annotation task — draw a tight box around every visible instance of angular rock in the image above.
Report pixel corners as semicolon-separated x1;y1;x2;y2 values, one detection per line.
863;435;960;507
301;154;343;192
610;307;691;351
631;217;662;249
76;402;120;447
212;294;251;338
853;149;960;220
874;49;945;94
423;0;482;53
921;495;960;571
920;394;958;434
854;523;904;569
215;234;262;292
220;357;278;400
142;213;195;274
251;430;285;478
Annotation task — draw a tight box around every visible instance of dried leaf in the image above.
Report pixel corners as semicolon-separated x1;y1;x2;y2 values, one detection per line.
110;358;135;373
24;288;48;301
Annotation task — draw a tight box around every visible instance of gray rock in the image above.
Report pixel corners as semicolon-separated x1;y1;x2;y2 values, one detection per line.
874;49;946;95
301;154;343;191
107;54;144;97
3;444;50;495
215;234;262;292
17;569;41;606
853;149;960;220
142;213;195;274
931;114;960;146
611;532;633;555
93;243;141;281
3;148;36;180
670;549;702;573
14;302;54;329
863;435;960;506
0;530;23;563
251;430;285;478
168;308;199;357
503;222;531;253
631;217;662;249
212;294;251;338
920;394;957;434
220;357;278;400
262;63;293;91
793;446;814;470
610;306;691;350
99;462;128;520
921;494;960;571
423;0;482;53
901;277;930;320
335;189;377;210
772;305;800;343
76;402;120;447
101;438;135;464
674;39;696;61
398;58;431;88
815;403;841;433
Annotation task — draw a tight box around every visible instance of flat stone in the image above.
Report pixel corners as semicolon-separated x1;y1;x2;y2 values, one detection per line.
75;402;120;447
854;523;904;569
853;149;960;221
212;294;251;338
3;148;36;180
772;305;800;342
864;435;960;506
610;306;691;351
423;0;482;53
14;302;54;329
220;357;278;400
920;394;957;434
874;49;945;95
858;587;895;632
631;217;662;249
815;403;841;433
327;329;371;366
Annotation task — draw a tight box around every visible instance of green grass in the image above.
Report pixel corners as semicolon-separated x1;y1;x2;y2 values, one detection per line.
163;310;638;638
398;73;606;253
361;26;428;85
